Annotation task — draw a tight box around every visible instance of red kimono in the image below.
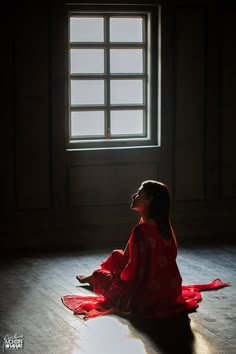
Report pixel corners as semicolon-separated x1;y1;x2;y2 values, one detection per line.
62;222;230;319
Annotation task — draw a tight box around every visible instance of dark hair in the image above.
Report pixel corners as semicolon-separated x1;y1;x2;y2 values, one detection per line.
142;180;175;241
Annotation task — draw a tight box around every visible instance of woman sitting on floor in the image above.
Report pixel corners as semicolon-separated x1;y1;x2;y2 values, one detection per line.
62;180;229;319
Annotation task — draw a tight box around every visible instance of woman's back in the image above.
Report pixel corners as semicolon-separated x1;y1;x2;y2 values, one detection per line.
126;222;183;317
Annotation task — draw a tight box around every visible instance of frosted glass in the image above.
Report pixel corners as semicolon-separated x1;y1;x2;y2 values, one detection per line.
71;80;104;105
70;17;104;42
110;49;143;73
110;110;143;135
110;80;143;104
71;111;104;136
110;18;143;42
70;49;104;74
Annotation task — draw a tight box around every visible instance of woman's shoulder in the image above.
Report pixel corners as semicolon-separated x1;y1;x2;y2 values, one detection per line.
132;221;157;234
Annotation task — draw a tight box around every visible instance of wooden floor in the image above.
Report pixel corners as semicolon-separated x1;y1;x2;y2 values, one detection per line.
0;244;235;354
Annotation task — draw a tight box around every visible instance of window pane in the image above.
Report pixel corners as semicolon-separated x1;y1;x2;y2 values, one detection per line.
70;49;104;74
110;49;143;73
70;17;104;42
110;18;143;42
110;80;143;104
71;80;104;105
71;111;104;136
110;110;144;135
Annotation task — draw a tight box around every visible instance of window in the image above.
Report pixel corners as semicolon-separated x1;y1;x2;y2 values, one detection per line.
66;6;159;149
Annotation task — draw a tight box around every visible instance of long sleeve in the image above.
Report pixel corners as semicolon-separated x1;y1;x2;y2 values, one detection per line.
120;226;147;287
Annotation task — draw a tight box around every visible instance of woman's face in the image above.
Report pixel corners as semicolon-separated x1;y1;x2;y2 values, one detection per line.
130;186;150;212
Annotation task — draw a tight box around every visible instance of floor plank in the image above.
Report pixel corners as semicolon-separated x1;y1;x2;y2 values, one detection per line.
0;245;235;354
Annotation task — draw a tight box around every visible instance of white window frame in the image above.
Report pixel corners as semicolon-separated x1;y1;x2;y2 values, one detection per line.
66;5;160;150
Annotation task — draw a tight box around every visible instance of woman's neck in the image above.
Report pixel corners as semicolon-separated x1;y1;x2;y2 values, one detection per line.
140;210;154;223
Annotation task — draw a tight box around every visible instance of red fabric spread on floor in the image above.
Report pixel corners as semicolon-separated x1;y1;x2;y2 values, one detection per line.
62;222;230;319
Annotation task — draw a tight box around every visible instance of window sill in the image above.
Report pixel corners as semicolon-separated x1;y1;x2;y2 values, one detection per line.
66;144;160;152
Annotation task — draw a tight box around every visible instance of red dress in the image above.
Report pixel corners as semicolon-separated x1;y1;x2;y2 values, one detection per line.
62;222;230;319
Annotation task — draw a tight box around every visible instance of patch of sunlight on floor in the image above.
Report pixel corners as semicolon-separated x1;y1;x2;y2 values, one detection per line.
191;320;218;354
193;332;216;354
74;316;147;354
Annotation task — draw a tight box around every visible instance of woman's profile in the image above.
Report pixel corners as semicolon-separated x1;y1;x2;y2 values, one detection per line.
62;180;230;319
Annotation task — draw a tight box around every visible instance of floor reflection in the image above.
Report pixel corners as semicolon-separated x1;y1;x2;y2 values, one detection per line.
71;312;219;354
190;318;217;354
77;316;147;354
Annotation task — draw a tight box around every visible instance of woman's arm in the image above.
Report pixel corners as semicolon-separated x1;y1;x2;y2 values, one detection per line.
120;226;147;286
124;241;129;258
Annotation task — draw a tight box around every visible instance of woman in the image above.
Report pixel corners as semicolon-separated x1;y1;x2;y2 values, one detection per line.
62;180;229;319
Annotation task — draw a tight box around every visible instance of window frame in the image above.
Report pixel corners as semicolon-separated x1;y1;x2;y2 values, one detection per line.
65;5;160;150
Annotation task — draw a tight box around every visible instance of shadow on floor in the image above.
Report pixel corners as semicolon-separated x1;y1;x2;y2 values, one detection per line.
129;312;195;354
76;283;195;353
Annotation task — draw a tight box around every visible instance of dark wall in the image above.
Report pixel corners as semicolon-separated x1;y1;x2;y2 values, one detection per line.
1;1;236;250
